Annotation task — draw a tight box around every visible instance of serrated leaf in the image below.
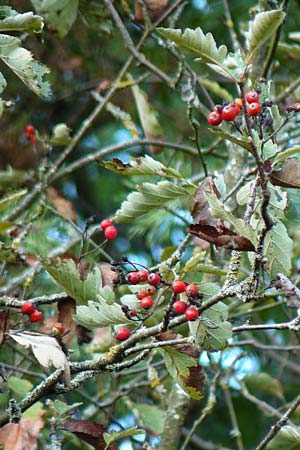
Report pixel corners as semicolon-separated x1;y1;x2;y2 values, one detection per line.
50;123;72;146
9;331;68;369
265;425;300;450
244;372;284;400
189;301;232;351
264;222;293;278
130;402;165;434
0;188;27;214
246;10;285;60
209;128;252;152
104;427;144;449
7;376;33;398
31;0;79;38
75;295;132;328
158;27;232;78
43;258;102;304
0;6;43;33
131;84;164;154
103;155;183;179
0;34;50;97
115;181;195;224
207;194;257;246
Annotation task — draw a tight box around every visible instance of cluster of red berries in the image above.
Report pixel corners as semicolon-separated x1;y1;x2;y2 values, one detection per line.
25;125;37;143
172;281;200;321
207;89;262;126
21;302;43;323
127;269;160;311
100;219;118;240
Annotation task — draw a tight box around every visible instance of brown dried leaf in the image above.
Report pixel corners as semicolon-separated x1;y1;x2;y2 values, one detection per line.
0;311;10;346
98;262;118;288
270;159;300;188
188;223;255;251
63;420;117;449
134;0;169;23
47;187;77;222
192;177;221;225
0;417;44;450
58;297;76;346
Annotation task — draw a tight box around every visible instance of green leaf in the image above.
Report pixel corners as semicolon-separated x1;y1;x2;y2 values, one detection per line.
246;10;286;60
43;258;103;304
102;155;184;179
274;146;300;164
209;128;253;152
244;372;284;400
131;84;164;154
264;221;293;278
50;123;72;146
79;1;113;36
277;42;300;59
31;0;79;38
0;70;6;94
75;294;132;328
0;188;28;214
264;141;278;159
157;27;232;78
207;194;257;246
8;376;33;398
23;402;44;420
199;78;233;101
48;400;83;419
0;167;32;189
130;402;165;434
115;181;195;224
0;6;43;33
189;301;232;351
265;426;300;450
104;427;144;449
182;252;226;276
0;34;50;97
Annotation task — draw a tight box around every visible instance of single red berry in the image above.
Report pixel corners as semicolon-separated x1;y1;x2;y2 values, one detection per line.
127;271;140;284
52;322;65;335
172;280;187;295
245;90;260;104
293;103;300;112
116;327;131;341
146;286;156;295
136;289;149;300
129;309;138;317
147;272;161;286
185;283;199;298
25;125;35;134
100;219;112;230
185;307;199;321
140;296;153;309
21;302;35;315
10;229;19;238
173;300;188;315
29;135;37;143
207;110;222;126
137;270;149;282
104;225;118;240
30;310;43;323
247;102;262;116
221;104;239;121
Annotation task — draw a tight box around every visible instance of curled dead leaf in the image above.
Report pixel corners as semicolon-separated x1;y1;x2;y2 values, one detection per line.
63;420;117;449
47;187;77;222
270;159;300;188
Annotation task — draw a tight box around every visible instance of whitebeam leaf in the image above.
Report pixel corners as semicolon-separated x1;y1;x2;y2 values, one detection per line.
246;10;285;60
103;155;183;179
9;331;68;369
31;0;79;38
265;425;300;450
264;221;293;278
0;34;50;97
0;6;43;33
43;258;102;304
115;181;195;224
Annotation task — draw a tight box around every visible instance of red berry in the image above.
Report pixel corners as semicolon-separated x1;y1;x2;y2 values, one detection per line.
140;296;153;309
221;104;239;121
30;310;43;323
136;289;149;300
245;90;259;104
29;135;37;143
172;280;187;294
10;229;19;238
52;322;65;335
147;273;161;286
116;327;131;341
137;270;149;282
21;302;35;315
146;286;156;295
127;272;140;284
25;125;35;134
293;103;300;112
100;219;112;230
129;309;138;317
104;225;118;240
185;307;199;321
185;283;199;298
247;102;262;116
207;111;222;126
173;300;187;315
